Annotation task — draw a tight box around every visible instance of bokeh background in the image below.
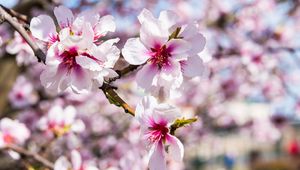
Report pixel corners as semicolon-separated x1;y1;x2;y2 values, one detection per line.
0;0;300;170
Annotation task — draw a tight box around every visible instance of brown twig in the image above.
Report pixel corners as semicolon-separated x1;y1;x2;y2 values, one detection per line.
100;83;135;116
5;144;54;169
0;5;46;63
1;5;29;24
108;64;140;83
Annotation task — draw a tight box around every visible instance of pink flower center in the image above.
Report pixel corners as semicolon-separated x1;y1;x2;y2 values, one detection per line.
149;45;171;68
3;133;15;144
15;92;24;100
148;121;169;143
59;47;102;73
60;47;79;72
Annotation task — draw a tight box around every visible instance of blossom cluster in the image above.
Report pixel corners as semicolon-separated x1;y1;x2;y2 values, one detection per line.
1;0;297;169
1;5;206;170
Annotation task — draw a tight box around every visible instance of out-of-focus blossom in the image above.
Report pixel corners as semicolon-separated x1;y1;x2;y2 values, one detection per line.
8;75;39;108
6;32;37;65
135;96;184;170
122;9;205;97
38;105;85;136
54;150;98;170
0;118;30;148
30;5;119;94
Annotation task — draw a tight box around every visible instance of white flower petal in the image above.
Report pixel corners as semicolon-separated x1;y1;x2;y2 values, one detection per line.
153;104;180;124
122;38;150;65
70;66;92;94
149;142;167;170
138;8;156;24
54;156;71;170
63;106;76;125
136;64;159;91
182;55;204;77
180;24;206;54
40;65;68;94
76;55;102;71
158;10;179;30
166;39;190;60
135;96;157;125
54;6;74;28
71;150;82;170
71;120;85;133
167;135;184;162
93;38;120;68
95;15;116;36
30;15;57;41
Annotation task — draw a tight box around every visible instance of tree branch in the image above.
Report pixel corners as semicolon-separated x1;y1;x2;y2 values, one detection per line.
0;5;46;63
5;144;54;169
0;5;195;136
100;83;135;116
170;117;198;135
108;64;140;83
1;5;29;24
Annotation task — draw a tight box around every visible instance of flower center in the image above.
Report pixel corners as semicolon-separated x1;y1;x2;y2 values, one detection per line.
3;133;15;144
60;47;79;72
148;122;169;143
149;45;171;69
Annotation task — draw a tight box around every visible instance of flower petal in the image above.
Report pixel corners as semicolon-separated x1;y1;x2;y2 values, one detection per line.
153;104;180;124
149;142;167;170
180;24;206;54
54;156;71;170
138;10;169;49
94;15;116;36
122;38;150;65
30;15;57;41
71;120;85;133
92;38;120;68
40;65;69;94
54;6;74;28
76;55;102;71
166;39;190;60
158;10;179;30
182;55;204;77
70;65;92;93
138;8;156;24
135;96;158;125
63;106;76;125
136;64;159;91
166;135;184;162
71;150;82;170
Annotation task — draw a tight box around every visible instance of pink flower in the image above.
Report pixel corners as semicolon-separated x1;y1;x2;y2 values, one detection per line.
8;75;39;108
6;32;37;65
0;118;30;148
30;6;119;94
38;105;85;136
135;96;184;170
30;6;116;47
54;150;98;170
122;9;205;97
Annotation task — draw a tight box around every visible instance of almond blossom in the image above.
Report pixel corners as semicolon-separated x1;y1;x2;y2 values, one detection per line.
30;6;119;94
0;118;30;148
122;9;205;97
135;96;184;170
8;75;38;108
6;32;37;65
54;150;98;170
37;105;85;137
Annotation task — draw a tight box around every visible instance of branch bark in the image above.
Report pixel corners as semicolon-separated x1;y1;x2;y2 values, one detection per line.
5;144;54;169
100;83;135;116
0;5;46;63
108;64;140;83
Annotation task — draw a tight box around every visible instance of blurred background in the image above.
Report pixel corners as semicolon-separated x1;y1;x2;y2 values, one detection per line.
0;0;300;170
